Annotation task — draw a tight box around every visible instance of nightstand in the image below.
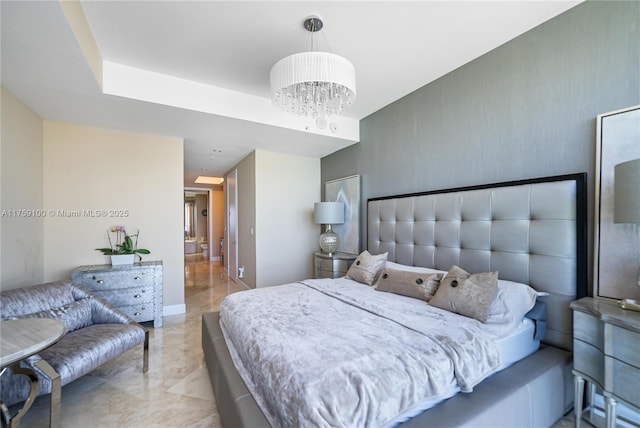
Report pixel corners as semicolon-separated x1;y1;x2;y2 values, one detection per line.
570;297;640;428
313;252;356;279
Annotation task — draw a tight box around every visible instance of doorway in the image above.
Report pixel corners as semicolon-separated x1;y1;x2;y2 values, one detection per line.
184;189;210;259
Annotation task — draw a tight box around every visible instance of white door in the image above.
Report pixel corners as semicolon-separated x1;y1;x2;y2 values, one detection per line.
227;169;238;282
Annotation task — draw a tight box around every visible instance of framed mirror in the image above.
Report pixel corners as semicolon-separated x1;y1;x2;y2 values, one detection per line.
325;175;360;255
594;105;640;300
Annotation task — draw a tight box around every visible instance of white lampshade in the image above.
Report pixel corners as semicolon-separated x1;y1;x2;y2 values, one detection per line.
614;159;640;224
270;17;356;119
270;51;356;118
314;202;345;225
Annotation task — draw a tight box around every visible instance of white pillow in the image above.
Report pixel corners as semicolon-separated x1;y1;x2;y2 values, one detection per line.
485;279;539;329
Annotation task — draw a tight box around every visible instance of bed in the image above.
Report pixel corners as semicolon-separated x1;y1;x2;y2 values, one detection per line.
202;173;588;427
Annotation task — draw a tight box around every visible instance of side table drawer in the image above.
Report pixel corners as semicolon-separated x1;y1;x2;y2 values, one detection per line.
92;286;155;307
605;356;640;407
118;304;155;324
75;271;153;291
606;324;640;368
314;258;349;273
574;312;604;351
316;269;345;279
573;339;604;387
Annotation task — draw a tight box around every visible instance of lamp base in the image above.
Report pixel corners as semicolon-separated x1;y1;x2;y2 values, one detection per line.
319;227;339;254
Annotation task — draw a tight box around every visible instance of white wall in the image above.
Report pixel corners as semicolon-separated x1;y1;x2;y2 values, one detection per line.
0;87;45;289
255;150;320;286
42;122;185;309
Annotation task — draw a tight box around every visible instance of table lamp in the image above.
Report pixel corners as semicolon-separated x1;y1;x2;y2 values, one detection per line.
614;158;640;311
314;202;345;254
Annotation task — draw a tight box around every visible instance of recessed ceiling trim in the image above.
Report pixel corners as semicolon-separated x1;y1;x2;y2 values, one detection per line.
58;3;359;142
59;0;103;88
101;61;360;142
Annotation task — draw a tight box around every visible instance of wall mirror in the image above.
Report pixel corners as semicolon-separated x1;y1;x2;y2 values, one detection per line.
325;174;360;255
594;105;640;301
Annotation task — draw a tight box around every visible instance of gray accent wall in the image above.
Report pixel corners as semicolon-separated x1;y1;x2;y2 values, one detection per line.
321;1;639;293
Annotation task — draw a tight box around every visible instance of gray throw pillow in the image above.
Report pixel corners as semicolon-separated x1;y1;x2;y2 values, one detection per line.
429;265;499;323
346;251;388;286
376;268;443;301
15;298;93;332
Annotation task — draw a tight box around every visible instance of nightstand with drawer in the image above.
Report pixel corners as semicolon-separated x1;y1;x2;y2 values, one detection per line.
71;261;163;328
570;297;640;428
313;252;356;279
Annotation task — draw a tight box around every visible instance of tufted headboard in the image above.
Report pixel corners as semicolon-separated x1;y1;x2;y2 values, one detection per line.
367;173;587;350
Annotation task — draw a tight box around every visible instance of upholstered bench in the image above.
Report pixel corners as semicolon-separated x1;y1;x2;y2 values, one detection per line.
0;281;148;416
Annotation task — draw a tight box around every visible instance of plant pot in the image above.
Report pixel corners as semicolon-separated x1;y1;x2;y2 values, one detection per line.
111;254;135;265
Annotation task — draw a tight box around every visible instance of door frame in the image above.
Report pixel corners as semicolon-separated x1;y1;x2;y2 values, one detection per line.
226;169;238;281
183;187;212;259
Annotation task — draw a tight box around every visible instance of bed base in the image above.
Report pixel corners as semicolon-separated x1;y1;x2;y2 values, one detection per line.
202;311;573;428
202;312;270;428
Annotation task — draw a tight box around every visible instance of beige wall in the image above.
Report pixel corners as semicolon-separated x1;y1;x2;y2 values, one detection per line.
255;150;319;286
42;122;185;309
211;187;224;259
0;87;45;289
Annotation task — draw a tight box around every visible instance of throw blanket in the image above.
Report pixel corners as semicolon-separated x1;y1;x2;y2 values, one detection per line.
220;278;501;428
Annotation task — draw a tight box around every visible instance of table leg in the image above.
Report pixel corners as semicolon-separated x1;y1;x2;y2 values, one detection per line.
1;400;12;427
587;382;596;423
574;375;585;428
34;360;61;428
7;365;39;428
143;329;149;374
605;395;617;428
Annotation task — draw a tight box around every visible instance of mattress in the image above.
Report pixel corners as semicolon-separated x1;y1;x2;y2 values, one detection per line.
496;317;539;370
221;280;539;426
386;318;540;424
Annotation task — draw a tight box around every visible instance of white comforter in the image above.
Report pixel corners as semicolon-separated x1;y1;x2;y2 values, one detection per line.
220;278;502;428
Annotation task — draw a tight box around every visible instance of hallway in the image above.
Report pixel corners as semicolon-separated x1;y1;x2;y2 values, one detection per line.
19;257;246;427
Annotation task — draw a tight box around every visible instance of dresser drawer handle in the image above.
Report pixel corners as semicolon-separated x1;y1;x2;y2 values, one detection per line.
134;276;141;281
134;294;142;298
96;279;104;284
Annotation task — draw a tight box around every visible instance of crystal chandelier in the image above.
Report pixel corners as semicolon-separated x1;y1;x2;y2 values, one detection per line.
270;16;356;119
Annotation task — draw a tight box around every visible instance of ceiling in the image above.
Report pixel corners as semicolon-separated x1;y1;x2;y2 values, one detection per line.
1;1;581;187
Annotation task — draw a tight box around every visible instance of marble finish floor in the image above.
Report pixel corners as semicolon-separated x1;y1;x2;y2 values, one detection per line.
15;254;582;427
18;255;245;427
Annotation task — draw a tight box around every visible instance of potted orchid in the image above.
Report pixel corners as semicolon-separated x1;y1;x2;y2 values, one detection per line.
96;226;150;265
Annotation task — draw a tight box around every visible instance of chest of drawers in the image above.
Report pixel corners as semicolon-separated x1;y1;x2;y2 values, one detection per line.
71;261;163;328
570;297;640;428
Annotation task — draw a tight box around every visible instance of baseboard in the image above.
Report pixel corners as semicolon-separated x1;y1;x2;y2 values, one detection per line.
237;278;251;290
163;304;186;316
